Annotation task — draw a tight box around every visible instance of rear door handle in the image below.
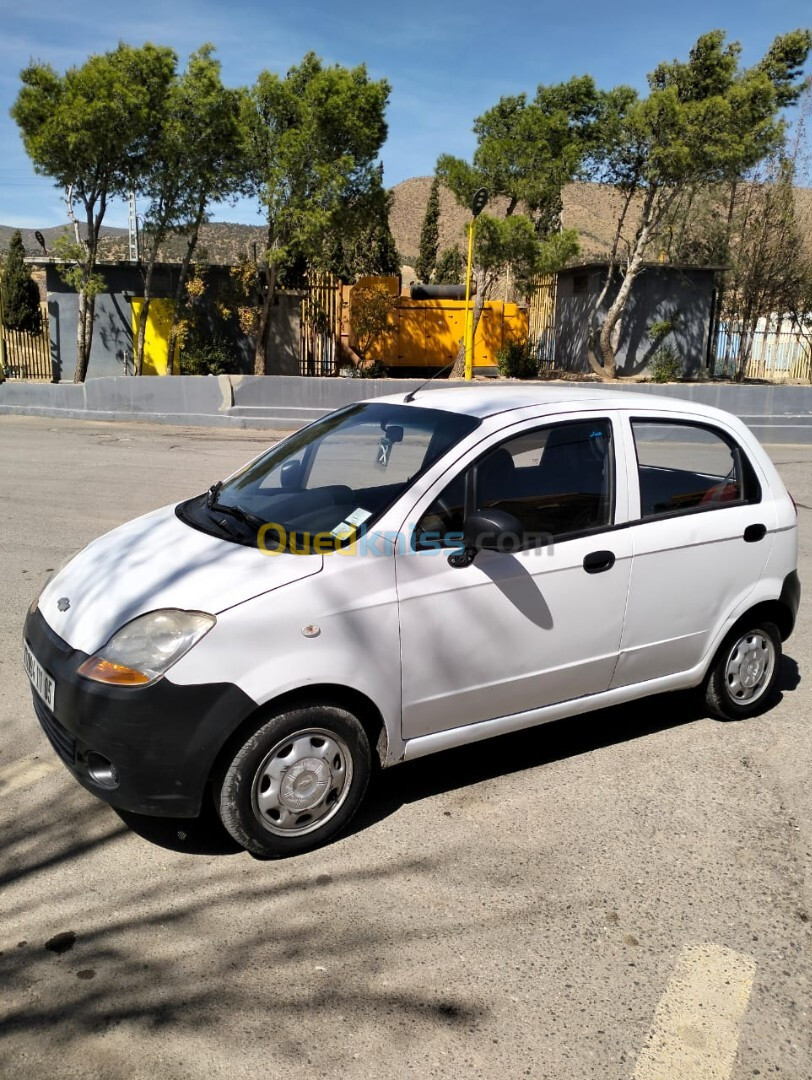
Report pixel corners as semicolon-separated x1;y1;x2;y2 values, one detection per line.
583;550;615;574
743;523;767;543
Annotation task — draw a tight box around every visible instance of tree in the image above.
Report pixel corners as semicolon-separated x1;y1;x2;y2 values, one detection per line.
415;175;441;282
324;167;400;281
1;231;41;333
243;53;390;374
588;29;812;380
133;45;246;375
660;85;812;380
437;77;598;374
350;281;397;361
435;247;464;284
12;43;177;381
438;76;604;228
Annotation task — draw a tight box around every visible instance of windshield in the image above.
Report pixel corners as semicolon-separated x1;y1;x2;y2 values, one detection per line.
182;402;479;553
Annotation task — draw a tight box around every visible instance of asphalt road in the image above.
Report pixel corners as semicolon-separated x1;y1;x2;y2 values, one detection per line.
1;415;810;1080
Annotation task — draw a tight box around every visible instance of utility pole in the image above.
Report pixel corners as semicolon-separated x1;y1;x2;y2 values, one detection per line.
128;191;139;263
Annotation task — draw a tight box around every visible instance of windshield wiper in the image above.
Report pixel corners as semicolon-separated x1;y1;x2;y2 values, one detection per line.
215;502;267;531
207;481;223;509
206;482;266;533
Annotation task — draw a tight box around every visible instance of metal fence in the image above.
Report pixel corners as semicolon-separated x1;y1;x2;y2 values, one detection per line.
299;273;340;376
714;317;812;382
0;303;52;381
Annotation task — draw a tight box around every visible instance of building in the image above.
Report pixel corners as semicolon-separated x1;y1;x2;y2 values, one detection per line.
552;263;721;377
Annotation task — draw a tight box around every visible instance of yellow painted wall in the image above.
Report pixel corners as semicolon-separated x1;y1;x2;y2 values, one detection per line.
364;298;528;368
131;298;180;375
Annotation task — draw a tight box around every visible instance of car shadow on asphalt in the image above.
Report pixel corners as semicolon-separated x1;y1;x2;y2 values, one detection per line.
115;653;801;857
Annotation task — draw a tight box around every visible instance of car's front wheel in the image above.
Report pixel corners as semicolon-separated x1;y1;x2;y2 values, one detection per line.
217;704;372;858
704;620;782;720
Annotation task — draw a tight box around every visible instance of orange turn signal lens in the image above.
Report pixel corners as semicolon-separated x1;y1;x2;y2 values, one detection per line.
77;657;150;686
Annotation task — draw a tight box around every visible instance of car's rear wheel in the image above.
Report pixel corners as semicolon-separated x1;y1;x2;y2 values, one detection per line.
704;620;781;720
217;704;371;858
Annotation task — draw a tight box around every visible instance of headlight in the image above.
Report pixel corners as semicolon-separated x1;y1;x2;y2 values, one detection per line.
78;609;216;687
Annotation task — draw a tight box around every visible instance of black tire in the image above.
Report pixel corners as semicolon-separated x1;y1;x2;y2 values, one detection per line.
216;704;371;858
704;620;782;721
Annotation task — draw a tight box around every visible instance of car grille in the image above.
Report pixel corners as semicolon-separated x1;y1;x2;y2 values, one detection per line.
33;695;77;767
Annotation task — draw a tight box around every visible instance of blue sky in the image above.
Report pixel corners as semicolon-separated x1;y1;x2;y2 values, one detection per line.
1;0;809;230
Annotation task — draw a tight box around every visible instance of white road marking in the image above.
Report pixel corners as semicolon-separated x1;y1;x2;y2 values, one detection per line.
0;755;61;797
633;943;756;1080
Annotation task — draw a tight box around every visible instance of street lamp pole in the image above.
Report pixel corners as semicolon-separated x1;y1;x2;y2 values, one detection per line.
464;187;488;381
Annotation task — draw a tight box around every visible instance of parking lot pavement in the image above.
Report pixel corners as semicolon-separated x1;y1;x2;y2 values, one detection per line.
1;415;810;1080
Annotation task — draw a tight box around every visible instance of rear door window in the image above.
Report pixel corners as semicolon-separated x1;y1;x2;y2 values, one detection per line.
631;420;760;519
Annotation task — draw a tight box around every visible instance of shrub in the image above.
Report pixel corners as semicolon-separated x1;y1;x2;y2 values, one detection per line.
350;282;396;360
497;340;538;379
648;344;684;382
356;359;389;379
179;338;238;376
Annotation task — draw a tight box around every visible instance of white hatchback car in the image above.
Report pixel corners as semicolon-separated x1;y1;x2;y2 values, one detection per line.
24;387;800;857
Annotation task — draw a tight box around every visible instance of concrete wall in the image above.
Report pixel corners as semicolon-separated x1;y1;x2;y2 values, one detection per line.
47;267;140;380
46;266;302;381
555;266;715;377
2;374;812;443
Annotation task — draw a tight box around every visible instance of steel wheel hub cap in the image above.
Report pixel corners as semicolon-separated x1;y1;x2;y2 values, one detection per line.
725;631;775;703
251;728;353;837
279;758;331;810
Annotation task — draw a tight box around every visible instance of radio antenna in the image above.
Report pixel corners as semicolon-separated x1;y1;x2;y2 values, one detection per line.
403;361;456;403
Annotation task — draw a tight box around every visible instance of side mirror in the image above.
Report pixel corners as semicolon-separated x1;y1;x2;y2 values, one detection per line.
448;509;524;568
280;461;302;490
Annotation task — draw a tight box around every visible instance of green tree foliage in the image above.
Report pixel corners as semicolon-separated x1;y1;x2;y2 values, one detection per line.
134;45;246;375
1;231;41;333
475;216;579;297
415;175;441;282
243;53;390;374
438;76;604;234
434;247;464;284
12;43;177;381
589;29;812;379
325;167;400;281
437;76;600;374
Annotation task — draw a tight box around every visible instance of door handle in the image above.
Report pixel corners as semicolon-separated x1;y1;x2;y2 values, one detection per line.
583;550;615;574
743;523;767;543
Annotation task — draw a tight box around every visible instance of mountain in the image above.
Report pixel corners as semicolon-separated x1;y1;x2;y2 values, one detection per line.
389;177;644;266
3;179;810;270
0;223;128;257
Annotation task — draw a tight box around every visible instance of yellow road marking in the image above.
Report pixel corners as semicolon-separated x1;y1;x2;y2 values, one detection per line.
0;755;61;797
633;943;756;1080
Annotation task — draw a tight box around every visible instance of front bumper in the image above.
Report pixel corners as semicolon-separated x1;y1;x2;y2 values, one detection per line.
23;606;258;817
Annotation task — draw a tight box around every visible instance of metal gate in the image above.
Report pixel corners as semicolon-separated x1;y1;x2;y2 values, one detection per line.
299;272;341;376
0;302;52;380
527;275;557;368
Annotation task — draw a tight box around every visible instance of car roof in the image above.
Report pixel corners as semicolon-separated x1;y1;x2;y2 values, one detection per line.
375;383;726;421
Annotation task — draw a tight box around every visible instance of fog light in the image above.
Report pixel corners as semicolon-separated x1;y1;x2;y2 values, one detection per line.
86;752;120;789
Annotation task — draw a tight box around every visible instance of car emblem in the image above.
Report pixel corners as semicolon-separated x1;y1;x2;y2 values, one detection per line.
57;597;71;612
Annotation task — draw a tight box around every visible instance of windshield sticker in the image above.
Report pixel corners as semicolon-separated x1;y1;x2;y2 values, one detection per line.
330;522;355;539
376;437;392;467
346;507;372;527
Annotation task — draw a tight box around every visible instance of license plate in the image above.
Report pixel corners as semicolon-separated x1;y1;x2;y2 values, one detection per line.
23;641;56;711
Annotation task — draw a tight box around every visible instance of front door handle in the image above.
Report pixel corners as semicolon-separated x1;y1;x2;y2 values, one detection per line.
744;523;767;543
583;550;615;574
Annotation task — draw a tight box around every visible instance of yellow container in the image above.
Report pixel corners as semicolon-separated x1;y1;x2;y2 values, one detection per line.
363;295;528;369
131;298;180;375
